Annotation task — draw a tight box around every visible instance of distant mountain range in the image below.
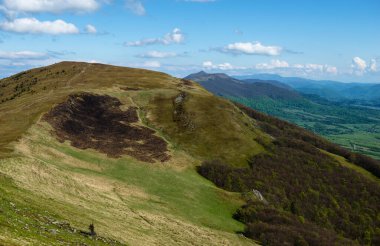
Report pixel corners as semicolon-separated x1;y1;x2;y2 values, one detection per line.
185;71;301;100
235;74;380;102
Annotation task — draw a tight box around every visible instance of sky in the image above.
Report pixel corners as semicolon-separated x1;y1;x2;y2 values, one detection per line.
0;0;379;82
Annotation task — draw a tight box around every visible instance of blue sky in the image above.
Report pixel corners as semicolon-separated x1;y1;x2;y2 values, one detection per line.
0;0;379;82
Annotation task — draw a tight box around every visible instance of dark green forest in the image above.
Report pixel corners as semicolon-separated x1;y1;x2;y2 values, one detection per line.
198;104;380;246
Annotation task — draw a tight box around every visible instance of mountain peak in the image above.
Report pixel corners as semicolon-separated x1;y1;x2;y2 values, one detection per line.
185;71;232;81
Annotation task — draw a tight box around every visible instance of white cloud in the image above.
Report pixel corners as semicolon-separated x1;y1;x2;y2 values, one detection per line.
325;66;338;74
369;59;377;72
85;24;97;34
202;61;213;68
0;5;18;19
143;61;161;68
305;63;324;72
3;0;99;13
293;64;304;69
255;59;289;69
221;42;282;56
291;63;338;75
165;28;185;44
202;61;246;70
0;50;47;59
125;0;145;15
125;28;185;47
137;51;178;58
352;57;367;73
202;59;338;76
350;57;379;75
0;17;79;34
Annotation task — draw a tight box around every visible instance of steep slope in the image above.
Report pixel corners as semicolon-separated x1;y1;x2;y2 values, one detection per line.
190;72;380;159
1;62;379;245
185;71;301;100
0;62;263;245
198;104;380;245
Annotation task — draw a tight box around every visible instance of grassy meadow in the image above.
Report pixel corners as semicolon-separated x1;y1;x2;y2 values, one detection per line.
0;62;262;245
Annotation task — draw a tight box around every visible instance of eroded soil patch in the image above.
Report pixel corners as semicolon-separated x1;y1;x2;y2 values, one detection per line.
44;92;170;162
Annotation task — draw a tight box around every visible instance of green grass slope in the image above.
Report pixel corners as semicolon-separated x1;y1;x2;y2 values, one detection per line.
0;62;264;245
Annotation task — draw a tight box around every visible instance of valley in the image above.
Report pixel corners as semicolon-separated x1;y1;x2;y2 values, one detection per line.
187;71;380;160
231;96;380;160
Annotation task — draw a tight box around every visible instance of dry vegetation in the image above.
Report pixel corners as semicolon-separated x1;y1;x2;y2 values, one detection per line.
2;62;378;245
0;62;262;245
44;92;170;162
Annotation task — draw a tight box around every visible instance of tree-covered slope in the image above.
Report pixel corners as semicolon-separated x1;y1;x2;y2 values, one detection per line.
198;104;380;245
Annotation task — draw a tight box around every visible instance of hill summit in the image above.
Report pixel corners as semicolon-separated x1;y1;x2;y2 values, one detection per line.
185;71;301;100
0;62;379;245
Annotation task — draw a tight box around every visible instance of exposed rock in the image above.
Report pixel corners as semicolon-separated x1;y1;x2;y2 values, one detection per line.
252;189;268;204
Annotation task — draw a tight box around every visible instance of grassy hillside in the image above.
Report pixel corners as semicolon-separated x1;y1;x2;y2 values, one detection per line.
1;62;379;245
0;62;263;245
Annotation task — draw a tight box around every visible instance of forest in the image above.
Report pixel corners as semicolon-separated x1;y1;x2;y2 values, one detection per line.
198;103;380;245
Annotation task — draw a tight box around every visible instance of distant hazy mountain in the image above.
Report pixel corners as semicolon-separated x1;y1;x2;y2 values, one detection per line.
242;78;293;90
185;71;301;100
235;74;380;102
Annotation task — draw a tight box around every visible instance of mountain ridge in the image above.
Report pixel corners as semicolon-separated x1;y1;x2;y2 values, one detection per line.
185;71;302;100
0;62;379;245
235;73;380;102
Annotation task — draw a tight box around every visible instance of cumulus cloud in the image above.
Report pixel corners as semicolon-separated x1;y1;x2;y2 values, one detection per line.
0;17;79;34
142;61;161;68
125;0;145;15
325;66;338;74
136;51;179;58
202;59;338;76
125;28;185;47
352;57;367;73
351;56;379;75
2;0;99;13
253;60;337;74
255;59;289;69
202;61;246;70
0;5;18;19
369;59;377;72
0;50;47;60
85;24;97;34
220;42;282;56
